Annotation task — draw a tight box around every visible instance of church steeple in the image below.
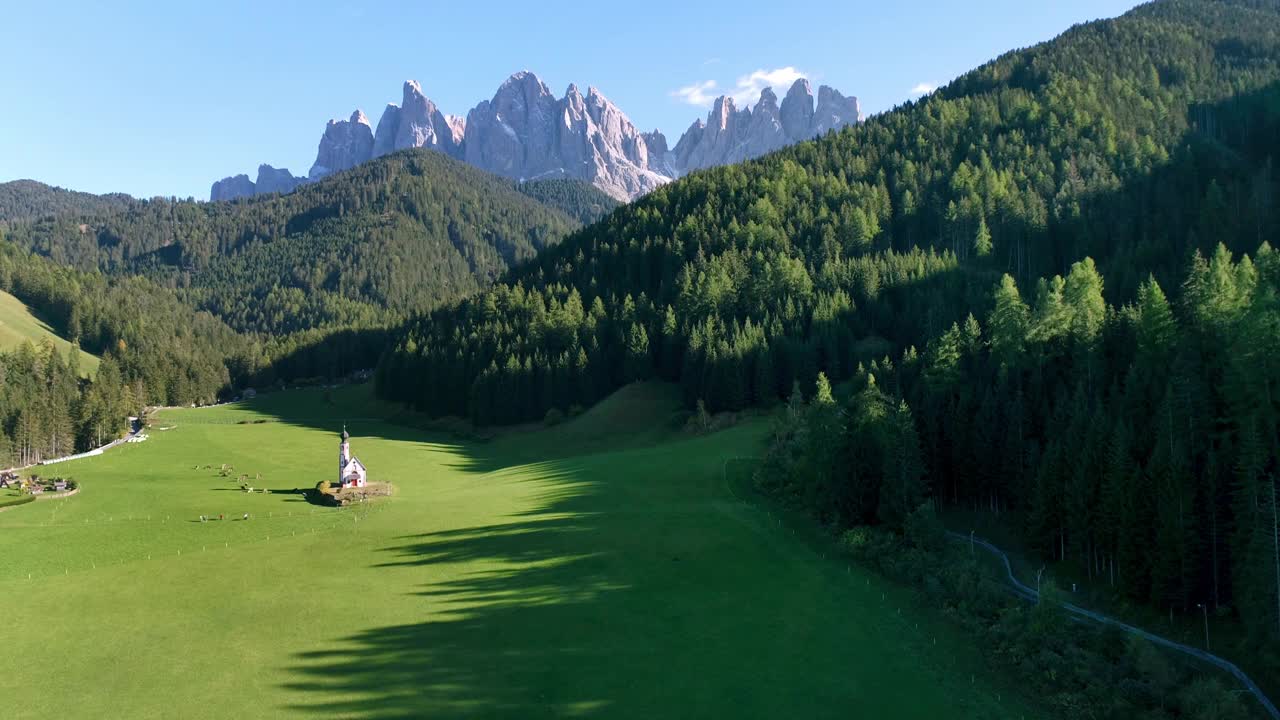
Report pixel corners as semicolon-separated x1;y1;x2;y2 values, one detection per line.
337;424;368;488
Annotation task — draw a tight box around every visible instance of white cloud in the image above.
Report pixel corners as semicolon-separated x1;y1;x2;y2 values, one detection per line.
731;66;807;105
910;82;937;95
672;66;811;109
671;80;720;107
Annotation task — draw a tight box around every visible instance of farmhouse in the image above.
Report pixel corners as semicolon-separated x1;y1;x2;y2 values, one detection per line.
338;427;367;488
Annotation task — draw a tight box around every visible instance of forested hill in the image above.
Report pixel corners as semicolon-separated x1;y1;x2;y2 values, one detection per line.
383;0;1280;420
0;180;135;225
377;0;1280;669
513;178;620;226
5;149;584;335
0;229;264;466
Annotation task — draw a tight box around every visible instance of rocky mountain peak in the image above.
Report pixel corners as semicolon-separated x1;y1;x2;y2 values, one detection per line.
756;87;780;111
813;85;862;135
212;71;861;201
709;95;738;130
255;164;302;195
780;79;816;140
308;109;374;180
494;71;554;116
210;174;255;202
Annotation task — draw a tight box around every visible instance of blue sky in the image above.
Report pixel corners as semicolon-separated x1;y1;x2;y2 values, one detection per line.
0;0;1140;199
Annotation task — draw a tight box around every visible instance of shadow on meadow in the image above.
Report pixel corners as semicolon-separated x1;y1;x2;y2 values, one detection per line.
278;459;667;719
229;380;693;475
237;383;798;717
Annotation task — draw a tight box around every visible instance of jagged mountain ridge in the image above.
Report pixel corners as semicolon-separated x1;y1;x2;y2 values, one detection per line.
210;71;860;202
211;163;304;202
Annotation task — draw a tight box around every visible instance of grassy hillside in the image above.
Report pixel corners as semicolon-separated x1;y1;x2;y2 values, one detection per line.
0;289;99;376
0;383;1037;718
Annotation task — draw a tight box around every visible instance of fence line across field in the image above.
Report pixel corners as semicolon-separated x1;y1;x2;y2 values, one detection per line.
2;500;387;529
1;502;386;584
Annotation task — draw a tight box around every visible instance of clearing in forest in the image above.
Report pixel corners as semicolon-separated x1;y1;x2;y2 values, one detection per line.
0;289;99;376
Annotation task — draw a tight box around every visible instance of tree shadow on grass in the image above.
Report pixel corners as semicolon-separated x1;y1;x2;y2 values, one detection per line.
273;437;793;720
279;460;642;719
208;487;315;504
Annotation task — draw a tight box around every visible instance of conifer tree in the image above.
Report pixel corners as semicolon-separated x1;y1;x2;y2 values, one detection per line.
974;215;993;258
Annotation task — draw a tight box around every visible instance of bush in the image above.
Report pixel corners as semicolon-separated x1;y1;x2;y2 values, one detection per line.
306;481;337;507
904;503;944;551
684;399;714;434
1178;677;1250;720
543;408;564;426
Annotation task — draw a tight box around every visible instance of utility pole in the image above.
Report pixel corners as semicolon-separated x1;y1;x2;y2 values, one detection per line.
1197;602;1210;652
1271;476;1280;640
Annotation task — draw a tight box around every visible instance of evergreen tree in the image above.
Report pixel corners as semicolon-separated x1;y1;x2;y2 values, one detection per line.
974;215;993;258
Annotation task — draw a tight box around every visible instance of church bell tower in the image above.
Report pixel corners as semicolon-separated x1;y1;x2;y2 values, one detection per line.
339;426;351;477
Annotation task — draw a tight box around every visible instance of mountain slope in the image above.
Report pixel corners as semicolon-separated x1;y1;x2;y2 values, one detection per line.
384;0;1270;417
0;289;100;376
382;0;1280;416
6;149;583;336
513;178;619;225
0;180;135;225
0;233;256;410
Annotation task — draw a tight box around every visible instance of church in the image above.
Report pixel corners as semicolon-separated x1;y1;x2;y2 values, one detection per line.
338;427;368;488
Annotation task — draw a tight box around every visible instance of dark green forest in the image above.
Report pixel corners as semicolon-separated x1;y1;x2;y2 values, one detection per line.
376;0;1280;684
0;153;618;464
0;180;136;226
5;150;585;336
0;238;258;465
514;178;620;226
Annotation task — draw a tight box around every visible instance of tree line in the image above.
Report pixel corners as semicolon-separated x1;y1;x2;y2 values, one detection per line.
763;245;1280;653
0;339;137;467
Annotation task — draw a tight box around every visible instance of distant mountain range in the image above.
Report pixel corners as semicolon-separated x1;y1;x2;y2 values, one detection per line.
211;71;861;202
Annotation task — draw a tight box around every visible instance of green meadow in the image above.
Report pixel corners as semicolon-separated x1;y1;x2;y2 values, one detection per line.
0;383;1036;719
0;289;99;376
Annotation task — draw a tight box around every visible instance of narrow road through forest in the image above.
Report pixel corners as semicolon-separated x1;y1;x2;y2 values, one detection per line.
950;531;1279;720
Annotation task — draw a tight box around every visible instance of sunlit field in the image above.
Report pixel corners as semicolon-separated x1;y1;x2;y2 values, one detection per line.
0;383;1034;719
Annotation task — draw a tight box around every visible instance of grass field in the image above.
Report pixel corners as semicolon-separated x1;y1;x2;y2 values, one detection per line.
0;382;1038;719
0;289;99;376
